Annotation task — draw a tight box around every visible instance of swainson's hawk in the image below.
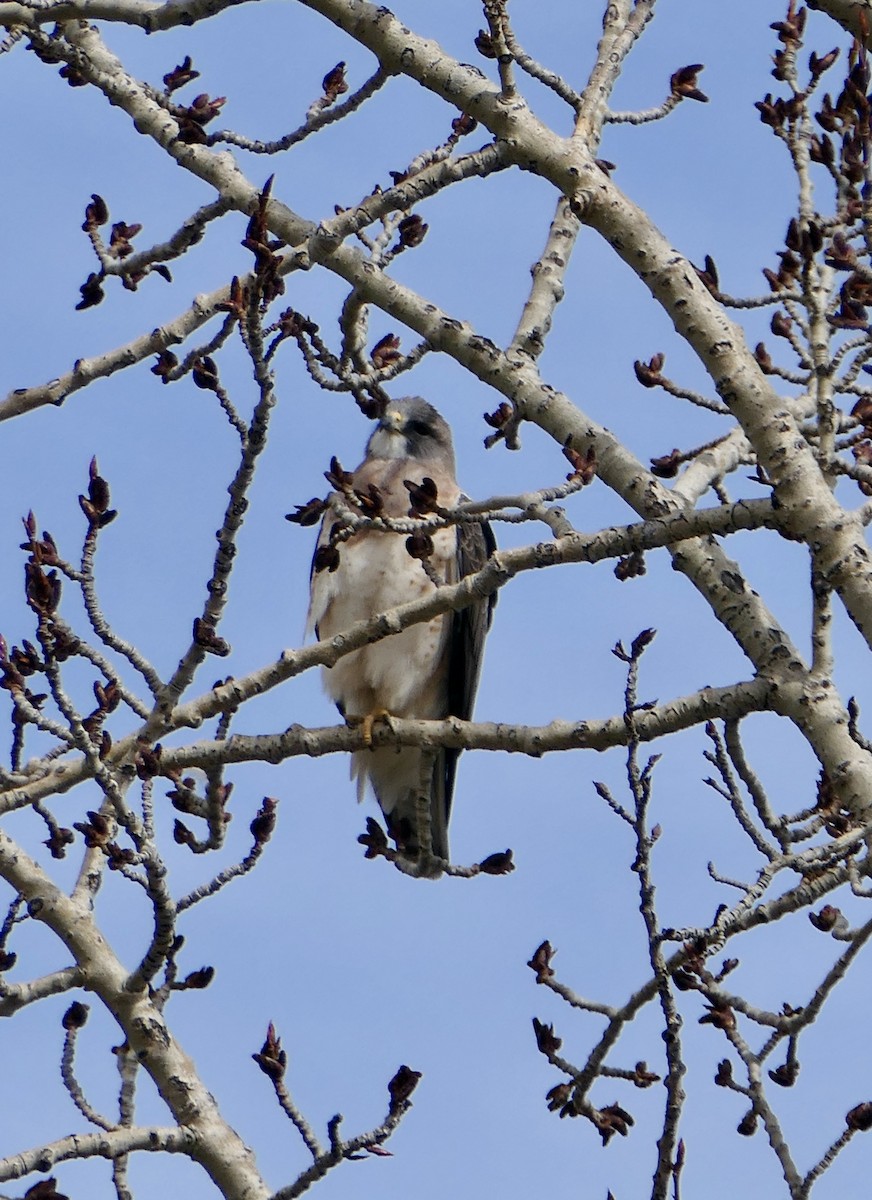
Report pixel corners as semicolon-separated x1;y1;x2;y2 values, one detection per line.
308;398;495;875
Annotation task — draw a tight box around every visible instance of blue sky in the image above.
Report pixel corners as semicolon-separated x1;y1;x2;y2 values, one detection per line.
1;3;870;1198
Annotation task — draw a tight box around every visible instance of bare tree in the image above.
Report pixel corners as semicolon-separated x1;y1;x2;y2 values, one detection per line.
2;2;872;1198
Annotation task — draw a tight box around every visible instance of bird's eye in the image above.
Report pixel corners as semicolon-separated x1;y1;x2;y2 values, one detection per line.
407;419;433;438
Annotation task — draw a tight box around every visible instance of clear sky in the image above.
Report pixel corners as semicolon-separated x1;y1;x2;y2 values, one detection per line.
1;3;869;1198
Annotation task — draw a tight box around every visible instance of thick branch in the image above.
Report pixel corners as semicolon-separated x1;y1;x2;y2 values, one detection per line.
0;830;270;1200
808;0;872;45
0;1125;196;1182
156;679;773;775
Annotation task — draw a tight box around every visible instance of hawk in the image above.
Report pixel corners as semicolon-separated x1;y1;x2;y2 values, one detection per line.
308;398;495;875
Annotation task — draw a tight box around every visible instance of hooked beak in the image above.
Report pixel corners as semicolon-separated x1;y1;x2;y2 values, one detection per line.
380;408;404;433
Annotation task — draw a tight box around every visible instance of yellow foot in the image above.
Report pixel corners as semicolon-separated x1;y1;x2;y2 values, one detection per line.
355;708;392;748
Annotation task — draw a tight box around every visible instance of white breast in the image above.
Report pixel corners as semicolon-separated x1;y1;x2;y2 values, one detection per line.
309;524;457;720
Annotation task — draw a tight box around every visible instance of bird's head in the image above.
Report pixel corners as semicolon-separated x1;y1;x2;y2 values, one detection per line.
365;397;456;470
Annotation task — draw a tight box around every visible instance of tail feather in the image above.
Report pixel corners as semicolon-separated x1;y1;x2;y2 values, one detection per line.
354;745;448;873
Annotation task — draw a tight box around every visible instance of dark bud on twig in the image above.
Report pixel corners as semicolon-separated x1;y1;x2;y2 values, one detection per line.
135;743;162;779
253;1022;287;1080
474;29;496;58
527;940;555;983
670;64;708;102
405;533;434;561
164;55;200;93
324;457;353;491
62;1001;89;1030
650;449;682;478
825;231;857;271
82;193;109;231
695;254;719;294
478;849;515;875
250;797;277;846
10;640;42;675
76;272;105;311
20;525;58;567
45;826;75;859
737;1110;758;1136
180;966;215;990
404;476;440;516
804;221;822;253
846;1102;872;1132
633;352;665;388
563;445;597;485
79;457;116;527
94;678;120;713
754;342;773;372
0;660;25;696
358;816;389;859
321;62;348;103
173;820;197;848
217;275;249;318
313;545;341;574
809;48;839;80
73;810;113;848
615;549;646;581
630;628;656;657
483;402;512;429
545;1082;573;1116
109;220;142;260
285;498;328;526
52;625;75;662
192;356;220;391
21;510;37;546
25;563;61;617
786;216;806;253
43;814;76;860
772;48;790;82
361;1145;393;1159
808;132;834;164
483;401;518;449
532;1017;561;1055
853;441;872;495
769;1061;799;1087
452;112;477;136
828;295;867;330
808;903;848;934
699;1002;736;1031
388;1064;422;1111
189;93;226;125
192;618;230;657
852;398;872;432
151;350;179;382
755;93;787;129
59;63;87;87
166;776;200;814
354;483;384;517
816;768;845;830
770;310;792;339
397;214;428;249
371;333;402;370
278;309;318;338
714;1059;733;1087
593;1103;634;1145
0;950;17;972
770;5;806;46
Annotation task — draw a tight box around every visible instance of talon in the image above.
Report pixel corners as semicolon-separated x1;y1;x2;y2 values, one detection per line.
358;708;391;748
